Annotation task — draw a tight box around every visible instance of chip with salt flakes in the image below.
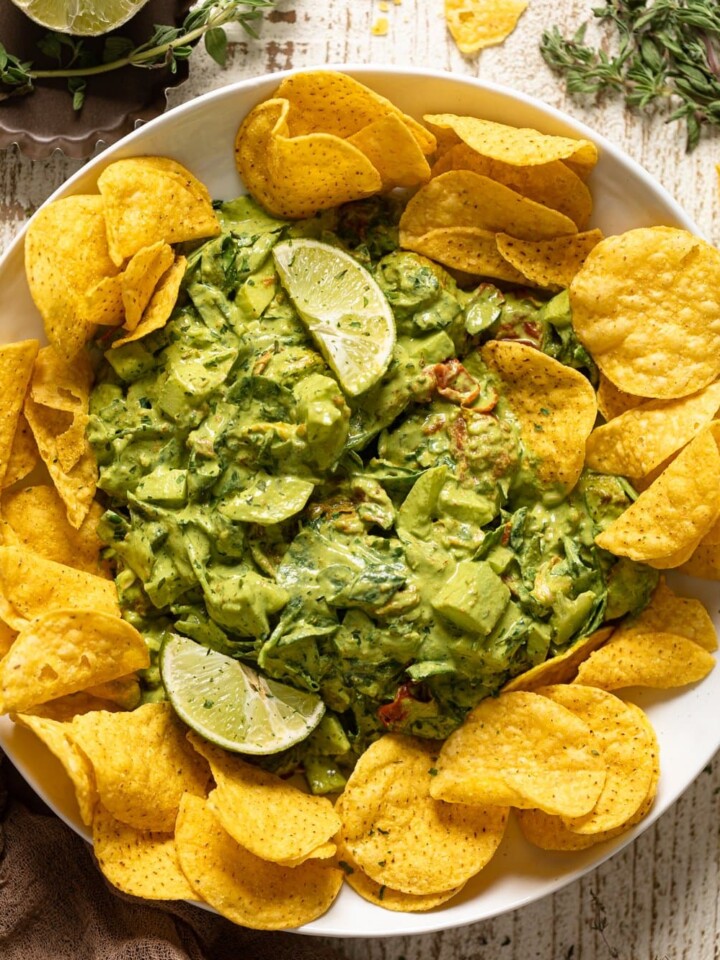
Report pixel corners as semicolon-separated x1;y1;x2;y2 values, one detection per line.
24;196;120;360
495;229;603;290
0;341;39;485
570;227;720;399
0;547;119;630
24;397;97;529
15;713;98;825
121;240;175;332
402;226;527;280
92;803;196;901
612;578;717;652
424;113;598;175
594;425;720;565
111;256;187;349
399;170;578;243
347;113;431;189
98;157;220;266
1;485;106;576
430;692;606;817
273;70;436;155
340;734;508;895
539;685;658;835
431;143;592;229
71;702;210;833
444;0;528;55
574;630;715;690
235;98;382;220
481;339;597;492
175;794;344;930
596;371;643;423
585;380;720;479
188;733;340;866
0;609;148;713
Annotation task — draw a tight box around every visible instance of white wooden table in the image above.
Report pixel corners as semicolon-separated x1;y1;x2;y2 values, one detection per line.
1;1;719;957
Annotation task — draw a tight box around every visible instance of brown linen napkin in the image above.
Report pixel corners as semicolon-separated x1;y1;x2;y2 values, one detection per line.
0;752;348;960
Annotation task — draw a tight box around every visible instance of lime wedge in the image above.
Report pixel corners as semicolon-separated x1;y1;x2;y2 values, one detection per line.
160;633;325;756
272;239;395;396
10;0;151;35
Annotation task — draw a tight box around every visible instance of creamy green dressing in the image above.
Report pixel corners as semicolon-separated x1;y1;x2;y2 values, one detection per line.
88;195;658;792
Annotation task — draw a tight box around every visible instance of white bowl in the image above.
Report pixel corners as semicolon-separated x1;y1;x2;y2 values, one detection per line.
0;66;717;939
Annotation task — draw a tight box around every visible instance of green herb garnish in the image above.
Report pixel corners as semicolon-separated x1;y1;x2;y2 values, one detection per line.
540;0;720;151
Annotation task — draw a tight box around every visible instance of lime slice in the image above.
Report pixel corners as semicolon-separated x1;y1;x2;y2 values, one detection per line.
160;633;325;755
10;0;151;35
272;239;395;396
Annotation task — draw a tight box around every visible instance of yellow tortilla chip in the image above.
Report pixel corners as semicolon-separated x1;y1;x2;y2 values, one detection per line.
112;256;186;349
98;157;220;266
679;540;720;580
20;692;123;721
424;113;598;175
570;227;720;399
496;229;603;290
235;98;382;220
574;631;715;690
402;226;527;280
15;713;98;825
432;143;592;229
1;486;107;576
596;372;644;422
0;609;148;713
594;426;720;564
539;685;658;834
585;381;720;479
430;691;606;817
482;339;597;492
340;734;508;895
617;579;717;652
25;196;119;360
71;702;209;833
92;803;196;901
273;70;436;154
0;618;16;659
502;627;614;692
399;171;578;243
121;241;175;332
347;114;431;189
3;412;39;489
85;675;141;710
444;0;527;54
338;840;464;911
175;794;343;930
24;397;97;528
0;546;119;630
188;733;341;865
0;341;39;487
84;274;124;327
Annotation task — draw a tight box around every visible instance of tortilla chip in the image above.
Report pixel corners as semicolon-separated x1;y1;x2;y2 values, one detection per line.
112;256;186;349
574;631;715;690
496;229;603;290
613;578;717;652
502;627;614;692
570;227;720;399
347;114;431;189
432;143;592;229
482;339;597;492
121;241;175;332
596;372;644;422
0;341;39;487
444;0;528;54
97;157;220;265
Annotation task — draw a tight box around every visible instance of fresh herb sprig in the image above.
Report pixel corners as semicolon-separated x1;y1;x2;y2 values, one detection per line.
0;0;273;111
540;0;720;151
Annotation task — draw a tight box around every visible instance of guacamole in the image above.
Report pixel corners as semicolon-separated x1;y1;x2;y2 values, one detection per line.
88;195;658;792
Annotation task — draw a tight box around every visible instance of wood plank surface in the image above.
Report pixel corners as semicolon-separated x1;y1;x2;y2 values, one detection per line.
1;1;719;957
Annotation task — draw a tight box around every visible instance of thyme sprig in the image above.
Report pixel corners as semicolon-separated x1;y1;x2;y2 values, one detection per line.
0;0;273;111
540;0;720;151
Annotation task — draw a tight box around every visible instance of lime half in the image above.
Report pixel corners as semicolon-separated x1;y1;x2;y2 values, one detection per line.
272;239;395;396
10;0;151;35
160;633;325;755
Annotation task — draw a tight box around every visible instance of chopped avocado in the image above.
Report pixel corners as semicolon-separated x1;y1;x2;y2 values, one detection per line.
432;560;510;636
